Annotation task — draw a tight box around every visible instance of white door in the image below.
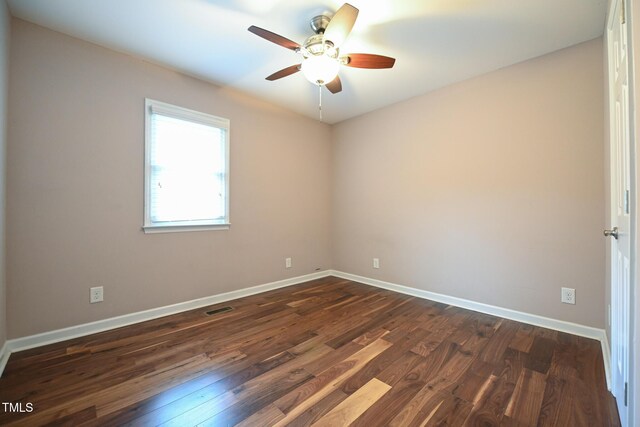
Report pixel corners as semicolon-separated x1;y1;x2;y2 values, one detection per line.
607;1;631;426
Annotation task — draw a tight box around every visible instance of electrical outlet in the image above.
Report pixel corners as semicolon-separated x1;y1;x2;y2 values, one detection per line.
285;257;292;269
373;258;380;269
90;286;103;304
561;287;575;305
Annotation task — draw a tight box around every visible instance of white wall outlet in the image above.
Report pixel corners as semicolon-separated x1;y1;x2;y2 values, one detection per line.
90;286;103;303
561;287;575;305
285;257;292;269
373;258;380;269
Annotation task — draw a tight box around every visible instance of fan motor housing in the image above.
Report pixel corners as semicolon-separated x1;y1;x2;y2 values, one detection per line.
303;34;338;59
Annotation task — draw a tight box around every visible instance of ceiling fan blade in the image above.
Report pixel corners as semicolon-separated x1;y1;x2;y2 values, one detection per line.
323;3;359;48
266;64;301;81
248;25;300;51
326;75;342;94
344;53;396;69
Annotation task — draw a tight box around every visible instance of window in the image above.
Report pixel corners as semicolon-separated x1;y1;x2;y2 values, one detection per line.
144;99;230;233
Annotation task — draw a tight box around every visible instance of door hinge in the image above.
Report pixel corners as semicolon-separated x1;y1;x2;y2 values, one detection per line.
624;382;628;406
625;189;630;214
622;0;626;24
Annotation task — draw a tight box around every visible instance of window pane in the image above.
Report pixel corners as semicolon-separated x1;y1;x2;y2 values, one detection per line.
149;113;226;223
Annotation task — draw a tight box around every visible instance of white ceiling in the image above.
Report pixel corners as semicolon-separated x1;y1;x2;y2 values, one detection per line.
6;0;607;124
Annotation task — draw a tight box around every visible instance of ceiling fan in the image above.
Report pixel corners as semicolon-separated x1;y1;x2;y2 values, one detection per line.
248;3;396;95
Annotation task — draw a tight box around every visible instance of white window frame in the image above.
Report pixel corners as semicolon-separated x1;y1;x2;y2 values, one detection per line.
143;99;230;233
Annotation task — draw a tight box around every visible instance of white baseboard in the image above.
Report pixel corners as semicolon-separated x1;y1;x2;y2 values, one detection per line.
0;340;9;377
1;269;612;391
329;270;612;389
0;270;331;376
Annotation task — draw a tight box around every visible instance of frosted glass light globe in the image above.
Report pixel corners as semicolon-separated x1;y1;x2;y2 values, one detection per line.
301;55;340;85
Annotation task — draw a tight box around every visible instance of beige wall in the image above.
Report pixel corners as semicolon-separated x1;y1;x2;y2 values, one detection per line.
0;1;8;348
7;20;332;338
6;18;607;338
332;38;605;328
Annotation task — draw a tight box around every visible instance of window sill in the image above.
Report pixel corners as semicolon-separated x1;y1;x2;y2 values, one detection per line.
143;223;230;234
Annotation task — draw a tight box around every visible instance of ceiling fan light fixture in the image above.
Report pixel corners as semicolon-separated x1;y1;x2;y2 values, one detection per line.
249;2;394;98
301;54;340;86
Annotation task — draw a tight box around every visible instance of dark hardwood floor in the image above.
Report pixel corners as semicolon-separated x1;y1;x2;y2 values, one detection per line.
0;276;620;426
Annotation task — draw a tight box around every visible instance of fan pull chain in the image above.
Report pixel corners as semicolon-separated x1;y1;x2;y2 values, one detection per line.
318;84;323;122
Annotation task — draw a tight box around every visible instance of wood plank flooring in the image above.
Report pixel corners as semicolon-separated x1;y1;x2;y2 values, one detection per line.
0;276;620;426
